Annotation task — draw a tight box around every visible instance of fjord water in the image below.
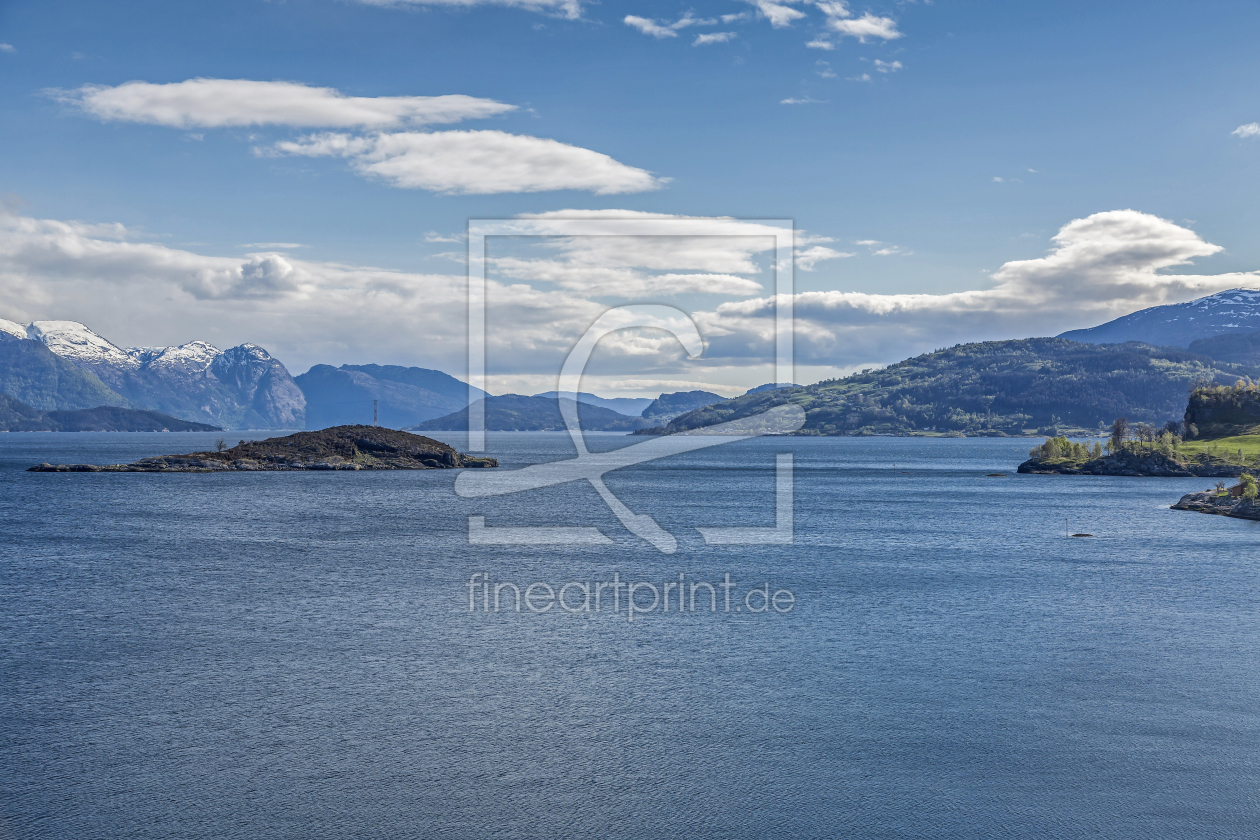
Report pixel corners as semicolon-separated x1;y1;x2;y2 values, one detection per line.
2;432;1259;840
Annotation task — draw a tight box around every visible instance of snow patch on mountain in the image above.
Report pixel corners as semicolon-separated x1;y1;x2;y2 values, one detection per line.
27;320;141;370
0;318;26;340
130;340;223;375
1059;287;1260;347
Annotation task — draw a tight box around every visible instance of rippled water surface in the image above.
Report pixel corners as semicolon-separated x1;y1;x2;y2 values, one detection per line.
2;431;1260;839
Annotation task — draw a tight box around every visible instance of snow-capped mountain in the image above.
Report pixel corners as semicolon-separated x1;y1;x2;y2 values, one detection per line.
25;320;142;373
0;318;304;428
1059;288;1260;348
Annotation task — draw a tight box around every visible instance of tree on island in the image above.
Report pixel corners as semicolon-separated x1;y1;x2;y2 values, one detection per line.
1110;417;1129;450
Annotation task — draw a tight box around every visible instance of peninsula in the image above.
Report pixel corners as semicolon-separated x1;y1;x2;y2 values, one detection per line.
28;425;498;472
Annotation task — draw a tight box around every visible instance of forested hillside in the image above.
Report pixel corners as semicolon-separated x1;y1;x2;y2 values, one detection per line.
649;338;1258;436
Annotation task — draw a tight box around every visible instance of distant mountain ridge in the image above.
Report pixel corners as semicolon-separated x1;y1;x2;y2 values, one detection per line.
296;364;487;429
0;392;220;432
411;394;650;432
640;390;724;425
1059;288;1260;347
0;318;304;429
1188;331;1260;366
532;391;653;417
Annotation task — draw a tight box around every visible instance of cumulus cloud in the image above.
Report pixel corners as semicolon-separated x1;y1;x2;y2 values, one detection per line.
694;31;737;45
624;13;713;37
700;211;1260;367
269;130;667;194
1232;122;1260;138
807;38;835;49
747;0;808;28
355;0;583;20
874;59;902;72
816;1;902;41
0;44;14;53
55;78;516;129
781;96;825;104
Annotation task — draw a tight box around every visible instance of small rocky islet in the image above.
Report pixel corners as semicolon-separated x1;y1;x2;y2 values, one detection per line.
1018;447;1248;478
28;425;498;472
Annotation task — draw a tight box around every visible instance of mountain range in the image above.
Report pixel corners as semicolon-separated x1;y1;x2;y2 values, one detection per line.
5;287;1260;434
0;319;304;429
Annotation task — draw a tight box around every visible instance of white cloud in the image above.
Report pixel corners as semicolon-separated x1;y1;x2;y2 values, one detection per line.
721;11;752;22
0;44;14;53
747;0;808;28
806;38;835;49
55;78;516;129
60;78;660;197
816;2;902;41
848;73;872;83
874;59;902;72
694;32;737;45
815;61;837;78
8;208;1254;394
270;130;666;195
796;246;853;270
854;239;880;246
624;13;714;38
491;257;763;296
0;210;602;376
425;231;465;243
482;210;839;298
781;97;825;104
829;13;902;40
355;0;583;20
1232;122;1260;138
701;211;1260;366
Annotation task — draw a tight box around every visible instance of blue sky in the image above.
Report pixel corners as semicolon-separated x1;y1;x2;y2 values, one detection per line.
2;0;1260;394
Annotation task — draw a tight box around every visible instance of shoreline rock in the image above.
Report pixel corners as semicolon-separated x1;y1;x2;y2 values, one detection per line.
28;425;498;472
1172;491;1260;521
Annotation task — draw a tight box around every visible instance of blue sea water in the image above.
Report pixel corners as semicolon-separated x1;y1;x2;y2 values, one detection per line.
2;431;1259;839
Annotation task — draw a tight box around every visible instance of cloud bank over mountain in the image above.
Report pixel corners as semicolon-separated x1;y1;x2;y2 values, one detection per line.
2;208;1255;394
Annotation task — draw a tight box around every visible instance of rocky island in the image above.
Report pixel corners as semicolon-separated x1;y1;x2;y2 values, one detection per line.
1018;438;1249;477
1019;383;1260;477
28;425;498;472
1173;475;1260;522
